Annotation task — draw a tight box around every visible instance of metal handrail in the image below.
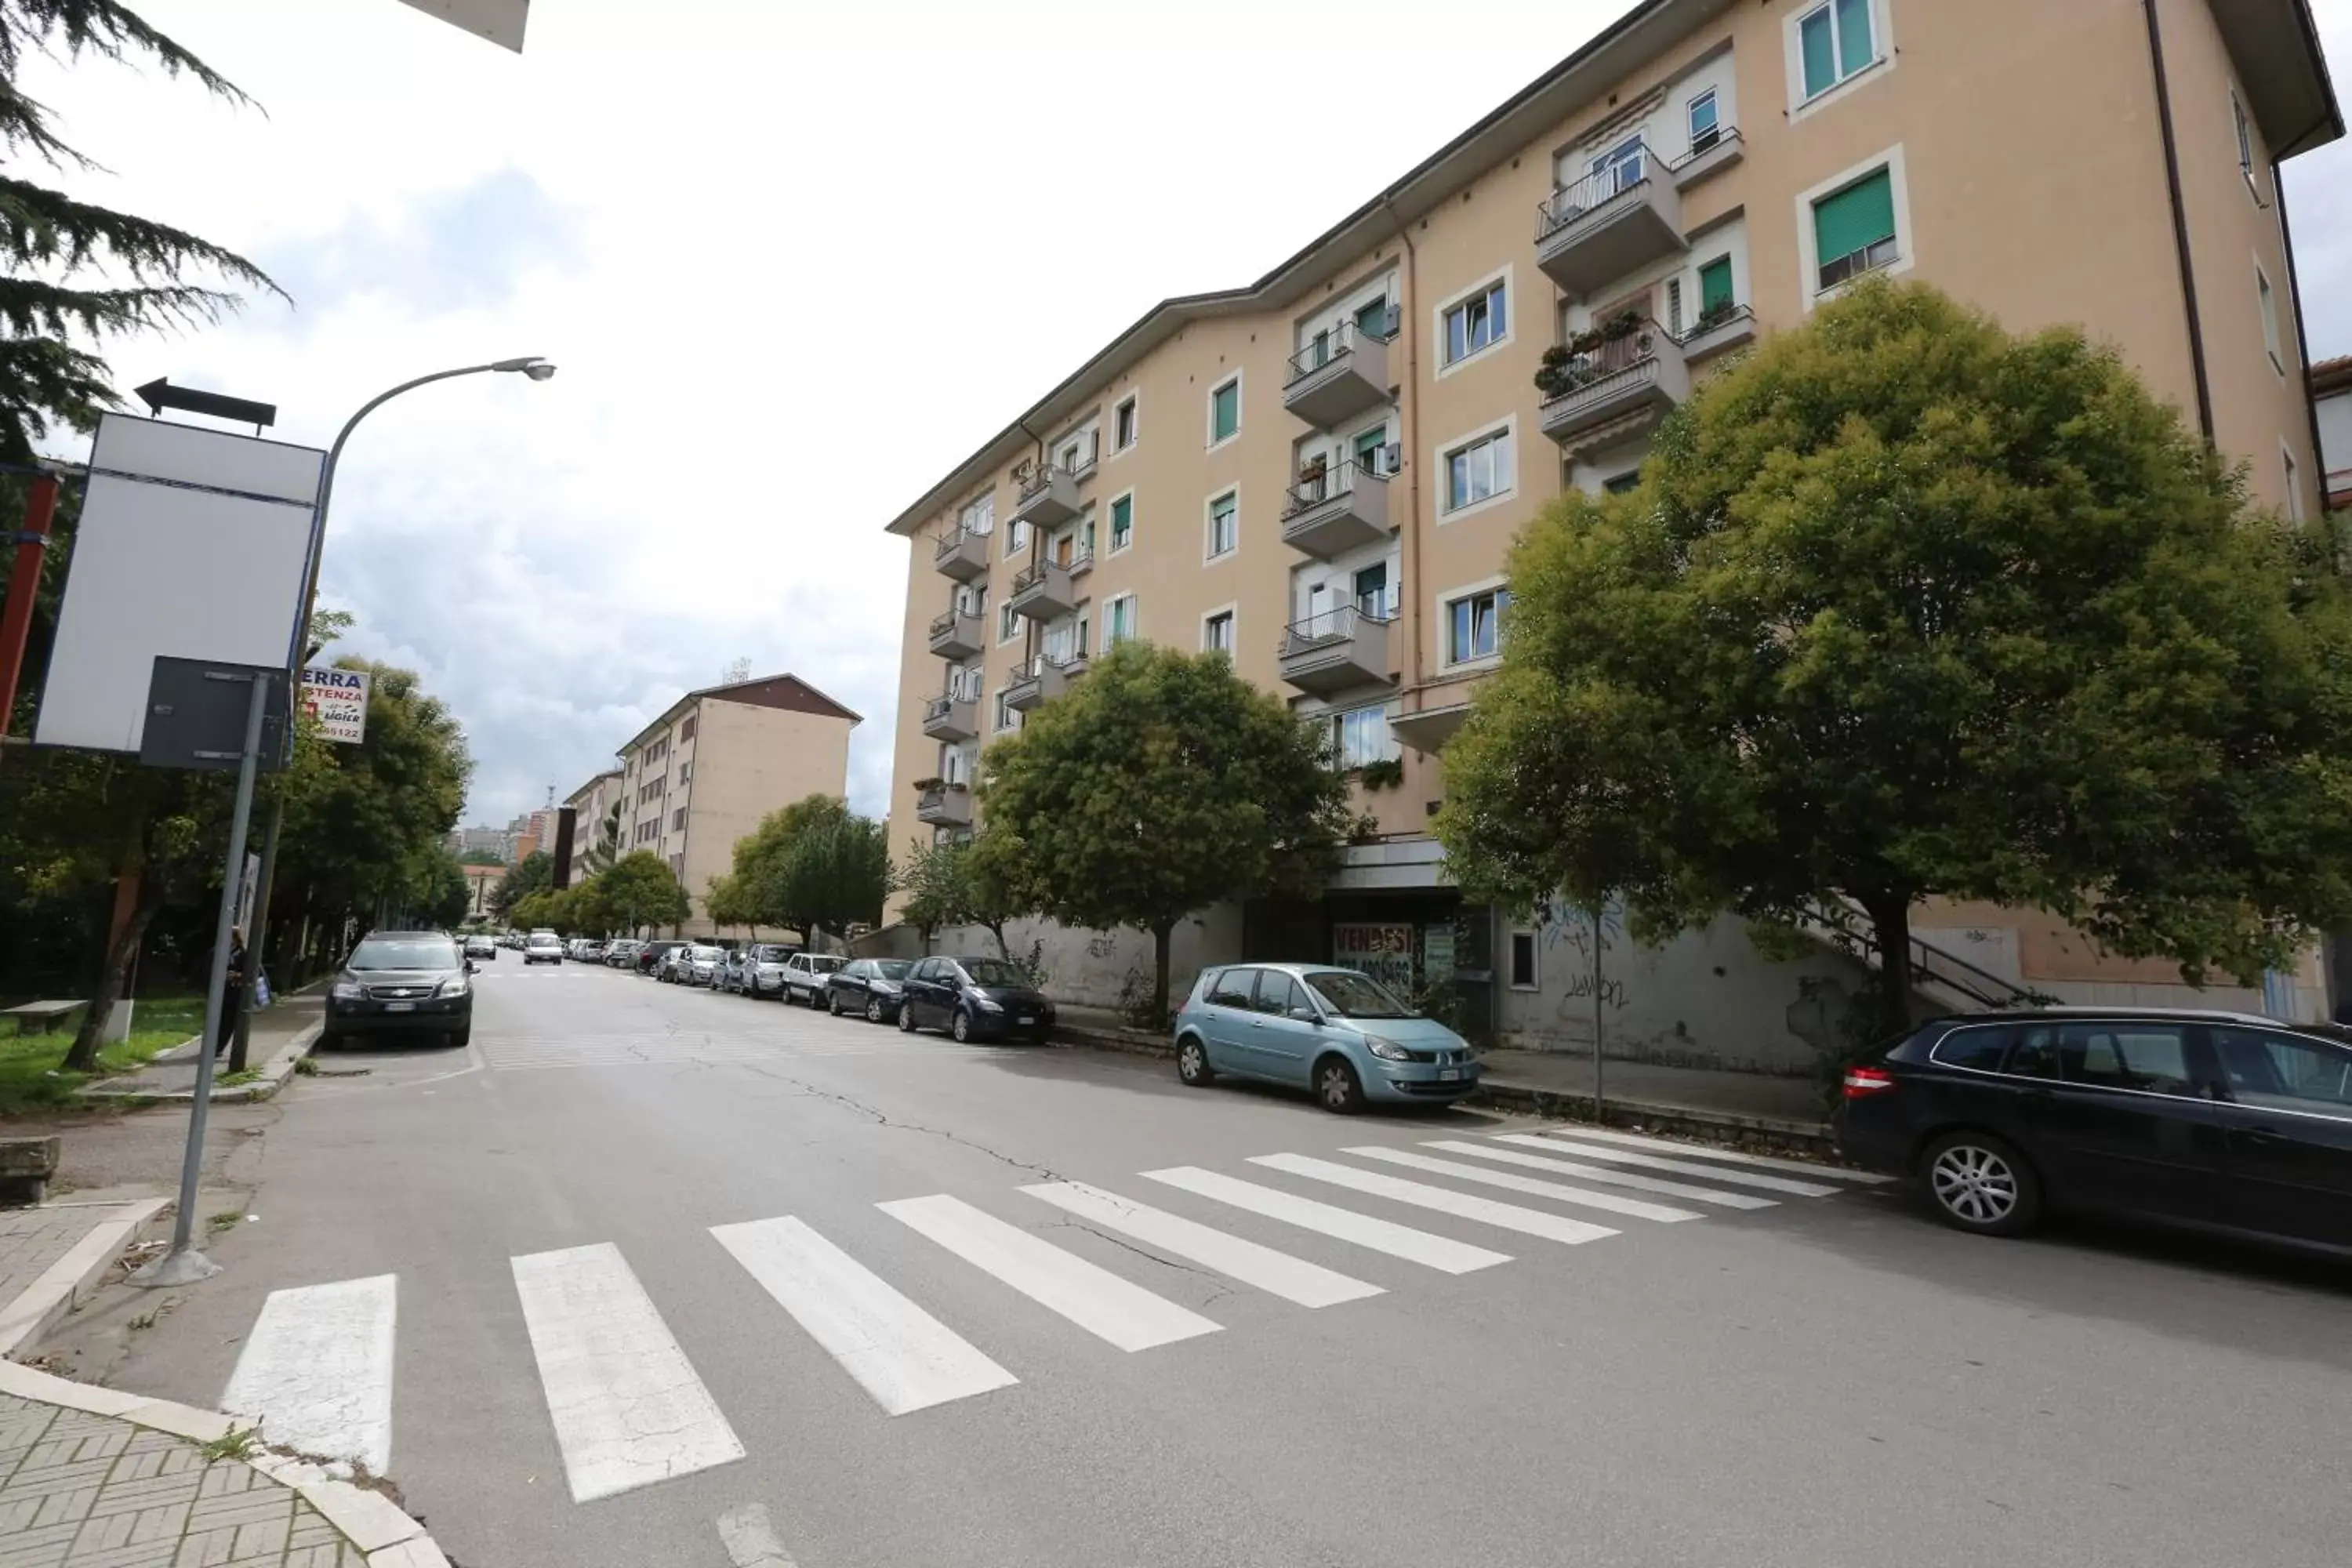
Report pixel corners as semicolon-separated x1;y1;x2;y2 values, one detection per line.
1042;647;1087;671
1536;140;1663;240
916;781;968;808
1798;898;2053;1011
1676;302;1752;343
1280;603;1392;656
922;693;968;723
931;521;985;559
1283;456;1384;521
1285;316;1392;385
1016;463;1073;503
1679;123;1742;163
1539;318;1671;405
927;608;968;639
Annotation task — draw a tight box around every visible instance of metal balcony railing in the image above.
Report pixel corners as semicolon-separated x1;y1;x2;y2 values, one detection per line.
927;608;959;641
1539;318;1671;401
1536;140;1663;241
1015;462;1073;503
932;521;987;560
1283;456;1381;521
1285;316;1393;387
1279;602;1392;657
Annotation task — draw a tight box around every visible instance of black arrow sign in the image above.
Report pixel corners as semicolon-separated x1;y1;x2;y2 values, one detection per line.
133;378;277;429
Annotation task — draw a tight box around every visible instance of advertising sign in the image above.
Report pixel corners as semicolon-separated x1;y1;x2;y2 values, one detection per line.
1332;922;1415;992
299;666;371;745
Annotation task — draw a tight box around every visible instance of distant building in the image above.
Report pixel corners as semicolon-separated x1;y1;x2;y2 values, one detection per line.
447;825;510;862
2317;354;2352;512
560;768;625;886
460;863;503;920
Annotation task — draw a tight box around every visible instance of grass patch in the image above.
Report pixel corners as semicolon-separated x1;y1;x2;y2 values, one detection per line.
292;1055;319;1076
0;996;207;1113
216;1069;260;1087
196;1425;259;1462
205;1210;242;1236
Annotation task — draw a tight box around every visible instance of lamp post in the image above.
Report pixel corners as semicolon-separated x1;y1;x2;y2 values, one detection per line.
231;358;555;1068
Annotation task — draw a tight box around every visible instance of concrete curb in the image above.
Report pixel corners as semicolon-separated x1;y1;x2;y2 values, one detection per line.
78;1020;323;1105
0;1357;456;1566
0;1197;170;1358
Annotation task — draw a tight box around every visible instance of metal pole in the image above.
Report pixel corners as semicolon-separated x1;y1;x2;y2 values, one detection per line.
1591;902;1606;1120
134;670;270;1287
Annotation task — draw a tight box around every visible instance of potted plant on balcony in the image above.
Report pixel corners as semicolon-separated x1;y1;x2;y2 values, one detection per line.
1535;343;1597;400
1690;297;1739;336
1298;452;1329;498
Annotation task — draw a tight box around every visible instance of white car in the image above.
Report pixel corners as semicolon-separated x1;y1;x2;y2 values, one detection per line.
524;933;565;965
779;952;845;1007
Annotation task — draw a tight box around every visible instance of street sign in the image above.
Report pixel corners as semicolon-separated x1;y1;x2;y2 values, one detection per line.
299;666;371;745
132;379;278;429
136;659;289;772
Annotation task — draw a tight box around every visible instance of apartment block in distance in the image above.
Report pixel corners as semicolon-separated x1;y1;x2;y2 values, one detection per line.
881;0;2342;1058
612;673;860;936
558;768;624;886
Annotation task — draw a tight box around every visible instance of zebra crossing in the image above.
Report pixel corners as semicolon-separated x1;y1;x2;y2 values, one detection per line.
216;1127;1889;1504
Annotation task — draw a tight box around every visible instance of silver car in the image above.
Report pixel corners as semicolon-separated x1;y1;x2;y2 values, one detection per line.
684;943;725;987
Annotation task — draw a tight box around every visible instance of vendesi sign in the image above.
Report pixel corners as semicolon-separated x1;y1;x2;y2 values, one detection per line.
299;666;371;744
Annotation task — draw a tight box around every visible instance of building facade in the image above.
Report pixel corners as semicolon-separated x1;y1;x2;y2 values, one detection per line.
880;0;2341;1047
612;673;860;936
559;768;623;886
2318;354;2352;510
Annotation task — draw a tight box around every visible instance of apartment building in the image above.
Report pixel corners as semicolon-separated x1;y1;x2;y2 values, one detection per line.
612;673;861;936
558;768;624;886
2319;354;2352;510
882;0;2342;1051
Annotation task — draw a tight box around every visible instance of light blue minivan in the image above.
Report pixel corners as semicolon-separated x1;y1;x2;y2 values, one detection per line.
1173;963;1481;1113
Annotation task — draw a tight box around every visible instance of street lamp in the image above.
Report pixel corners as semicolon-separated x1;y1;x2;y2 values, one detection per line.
230;357;556;1067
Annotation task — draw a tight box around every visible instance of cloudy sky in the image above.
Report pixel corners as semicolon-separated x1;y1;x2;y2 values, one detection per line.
23;0;2352;828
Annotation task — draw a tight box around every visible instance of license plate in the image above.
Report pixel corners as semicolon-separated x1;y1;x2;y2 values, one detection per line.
1437;1067;1461;1081
1017;1015;1036;1025
386;1001;416;1013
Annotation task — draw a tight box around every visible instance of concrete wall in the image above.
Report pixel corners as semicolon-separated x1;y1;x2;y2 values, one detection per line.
906;906;1247;1015
1914;900;2328;1022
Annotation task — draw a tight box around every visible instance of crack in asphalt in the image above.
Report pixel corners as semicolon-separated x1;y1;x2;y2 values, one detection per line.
732;1062;1067;1183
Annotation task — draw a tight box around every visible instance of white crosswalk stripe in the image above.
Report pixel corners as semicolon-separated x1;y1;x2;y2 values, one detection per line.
1139;1166;1514;1274
1247;1153;1620;1246
219;1274;397;1472
1421;1138;1779;1209
1343;1146;1704;1223
880;1194;1223;1352
711;1215;1018;1416
1022;1181;1384;1308
1546;1126;1898;1184
510;1242;745;1502
1498;1134;1842;1197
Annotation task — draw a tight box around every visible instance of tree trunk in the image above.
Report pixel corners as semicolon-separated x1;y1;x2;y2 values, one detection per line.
1864;892;1915;1036
1149;920;1174;1029
985;921;1011;963
64;877;161;1073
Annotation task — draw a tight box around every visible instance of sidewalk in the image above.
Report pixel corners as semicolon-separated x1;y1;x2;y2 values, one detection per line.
0;1359;449;1567
0;1203;168;1360
81;998;322;1105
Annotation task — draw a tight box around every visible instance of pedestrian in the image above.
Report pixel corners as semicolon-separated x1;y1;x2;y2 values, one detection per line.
215;926;247;1061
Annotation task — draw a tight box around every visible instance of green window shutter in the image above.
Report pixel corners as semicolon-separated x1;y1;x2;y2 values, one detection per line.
1800;7;1835;96
1353;298;1391;339
1699;257;1734;313
1813;169;1895;265
1211;383;1238;442
1835;0;1873;76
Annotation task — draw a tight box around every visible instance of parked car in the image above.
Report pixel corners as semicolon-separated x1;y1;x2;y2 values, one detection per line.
463;935;496;962
732;943;797;998
779;952;846;1007
523;933;564;965
826;958;913;1022
640;940;686;977
323;931;474;1049
679;944;725;987
1835;1007;2352;1254
1174;964;1480;1114
898;955;1054;1042
604;939;642;968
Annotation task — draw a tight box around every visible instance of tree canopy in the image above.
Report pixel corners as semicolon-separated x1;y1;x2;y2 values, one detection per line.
978;641;1351;1021
891;833;1033;958
457;849;506;867
582;850;690;935
1437;278;2352;1030
493;851;552;920
729;794;887;942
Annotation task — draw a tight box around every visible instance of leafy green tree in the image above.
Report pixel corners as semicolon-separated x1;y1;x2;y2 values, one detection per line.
774;811;888;946
704;872;756;938
729;794;850;937
593;850;690;936
893;840;962;951
492;850;552;921
457;848;506;867
413;851;470;930
979;642;1351;1022
1438;278;2352;1033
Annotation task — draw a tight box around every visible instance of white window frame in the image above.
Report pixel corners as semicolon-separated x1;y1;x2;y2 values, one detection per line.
957;489;995;537
1329;704;1399;771
1784;0;1892;120
1686;87;1721;156
1436;574;1512;672
1105;592;1139;648
1200;604;1237;656
996;599;1022;645
993;688;1022;734
1111;393;1140;456
2283;440;2304;523
1794;145;1914;313
1007;514;1031;555
2232;88;2260;198
1435;416;1519;522
1508;928;1540;991
1053;417;1100;477
1204;486;1240;562
2256;256;2285;376
1433;264;1514;378
1107;488;1136;556
1207;372;1243;450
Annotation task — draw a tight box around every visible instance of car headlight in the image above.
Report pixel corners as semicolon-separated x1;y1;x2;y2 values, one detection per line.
437;976;469;998
331;981;361;1000
972;994;1004;1012
1363;1036;1412;1062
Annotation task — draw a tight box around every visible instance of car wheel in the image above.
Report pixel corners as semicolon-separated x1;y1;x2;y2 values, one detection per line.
898;1003;918;1034
1178;1036;1214;1087
450;1025;472;1049
825;991;840;1016
865;997;884;1025
1315;1055;1365;1114
951;1009;975;1044
1919;1131;2042;1236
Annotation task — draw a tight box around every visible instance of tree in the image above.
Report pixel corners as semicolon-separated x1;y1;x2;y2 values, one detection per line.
979;642;1352;1022
729;794;852;938
492;851;552;921
704;872;755;938
458;849;506;867
893;840;962;952
1437;278;2352;1034
593;850;690;936
413;851;470;931
775;811;889;946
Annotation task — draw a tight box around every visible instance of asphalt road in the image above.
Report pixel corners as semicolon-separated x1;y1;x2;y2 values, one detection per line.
58;960;2352;1568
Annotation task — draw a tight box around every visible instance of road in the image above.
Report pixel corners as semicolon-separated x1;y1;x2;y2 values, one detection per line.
56;959;2352;1568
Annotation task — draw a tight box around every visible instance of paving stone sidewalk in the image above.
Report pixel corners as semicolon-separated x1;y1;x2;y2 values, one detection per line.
0;1362;449;1568
0;1206;169;1363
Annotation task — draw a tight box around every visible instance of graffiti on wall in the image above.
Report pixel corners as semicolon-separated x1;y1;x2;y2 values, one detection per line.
1532;896;1632;1017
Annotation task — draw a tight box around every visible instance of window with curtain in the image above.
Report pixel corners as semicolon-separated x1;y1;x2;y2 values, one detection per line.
1110;493;1133;551
1106;595;1137;646
1798;0;1875;100
1813;168;1897;289
1210;378;1240;444
1330;706;1398;770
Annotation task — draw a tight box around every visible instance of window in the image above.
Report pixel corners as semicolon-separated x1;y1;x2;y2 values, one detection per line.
1209;376;1240;445
2257;263;2283;372
960;492;995;536
997;601;1021;644
1203;610;1235;655
1687;89;1720;154
1508;930;1538;990
994;689;1021;733
679;761;691;783
1602;472;1641;495
1109;492;1134;553
1207;968;1254;1008
1113;395;1138;452
1443;428;1514;514
1798;0;1875;101
670;854;683;879
1929;1025;2016;1073
2009;1022;2197;1096
1207;490;1238;558
1813;168;1898;290
1666;278;1684;334
1105;593;1138;647
1699;256;1735;316
671;807;686;831
1330;706;1397;770
1443;279;1508;366
2212;1028;2352;1112
1054;422;1098;474
1352;561;1390;618
1007;515;1031;554
2285;445;2303;523
1250;971;1310;1018
954;583;985;619
680;717;697;742
1352;295;1393;341
949;663;982;702
2233;89;2256;184
1351;426;1390;477
1446;586;1510;665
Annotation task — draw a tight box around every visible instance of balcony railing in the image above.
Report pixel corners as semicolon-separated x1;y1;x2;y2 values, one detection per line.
927;606;983;659
1009;557;1078;619
1673;124;1744;187
921;691;977;742
1280;456;1392;558
1283;318;1395;429
931;521;991;581
1534;140;1686;299
915;781;973;827
1536;318;1689;452
1011;462;1081;528
1675;301;1755;362
1278;604;1395;695
1004;649;1088;713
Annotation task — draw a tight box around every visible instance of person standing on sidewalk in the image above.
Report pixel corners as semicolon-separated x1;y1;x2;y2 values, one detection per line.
213;927;247;1061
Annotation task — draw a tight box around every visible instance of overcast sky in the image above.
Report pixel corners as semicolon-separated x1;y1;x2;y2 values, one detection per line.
23;0;2352;828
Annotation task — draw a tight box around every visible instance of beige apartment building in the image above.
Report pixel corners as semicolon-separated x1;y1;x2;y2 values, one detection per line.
612;673;861;936
557;768;623;886
881;0;2342;1056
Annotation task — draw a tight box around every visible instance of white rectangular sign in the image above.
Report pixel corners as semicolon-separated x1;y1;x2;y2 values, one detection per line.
34;414;323;753
299;666;371;745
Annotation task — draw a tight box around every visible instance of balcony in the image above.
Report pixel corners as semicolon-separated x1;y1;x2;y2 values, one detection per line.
1281;457;1392;560
931;524;991;582
921;692;977;742
1011;463;1080;530
915;781;973;828
1008;558;1080;620
1677;302;1756;365
1283;319;1394;430
927;607;983;660
1537;318;1690;456
1535;143;1686;300
1278;605;1394;696
1672;125;1744;190
1003;651;1087;713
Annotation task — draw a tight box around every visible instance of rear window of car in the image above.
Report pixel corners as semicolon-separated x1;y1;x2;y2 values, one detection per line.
1206;968;1255;1008
1926;1025;2012;1073
810;956;844;972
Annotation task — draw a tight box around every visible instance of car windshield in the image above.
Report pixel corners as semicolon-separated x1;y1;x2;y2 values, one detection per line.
754;946;791;960
350;938;459;971
689;946;722;960
873;960;913;981
1305;969;1414;1018
958;959;1029;987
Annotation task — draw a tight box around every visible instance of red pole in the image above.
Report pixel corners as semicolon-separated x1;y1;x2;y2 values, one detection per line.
0;473;62;740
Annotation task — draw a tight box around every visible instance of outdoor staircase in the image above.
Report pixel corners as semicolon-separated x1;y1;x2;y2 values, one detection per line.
1795;897;2053;1015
